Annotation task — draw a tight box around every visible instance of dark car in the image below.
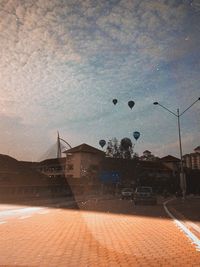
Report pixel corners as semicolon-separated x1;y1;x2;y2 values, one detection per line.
133;186;157;205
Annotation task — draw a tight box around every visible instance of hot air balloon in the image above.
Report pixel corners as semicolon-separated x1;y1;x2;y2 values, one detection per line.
99;139;106;148
133;131;140;141
113;99;118;105
128;100;135;109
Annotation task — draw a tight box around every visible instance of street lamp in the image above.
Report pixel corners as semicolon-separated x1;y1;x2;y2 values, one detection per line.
153;98;200;199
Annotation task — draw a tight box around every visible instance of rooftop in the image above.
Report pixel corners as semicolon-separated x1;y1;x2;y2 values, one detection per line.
160;155;180;162
139;160;172;171
64;143;105;155
194;146;200;152
39;157;66;166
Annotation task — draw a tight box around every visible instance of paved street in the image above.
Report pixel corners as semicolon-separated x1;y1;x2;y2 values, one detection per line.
167;197;200;239
0;198;200;266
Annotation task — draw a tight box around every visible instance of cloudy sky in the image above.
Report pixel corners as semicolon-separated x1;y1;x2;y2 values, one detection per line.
0;0;200;161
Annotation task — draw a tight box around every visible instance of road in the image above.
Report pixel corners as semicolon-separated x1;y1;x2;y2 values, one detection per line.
0;198;200;266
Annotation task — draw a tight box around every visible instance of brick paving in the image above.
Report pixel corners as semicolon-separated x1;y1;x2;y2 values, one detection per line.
0;199;200;266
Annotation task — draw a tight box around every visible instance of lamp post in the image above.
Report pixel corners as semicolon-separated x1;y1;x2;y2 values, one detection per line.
153;98;200;199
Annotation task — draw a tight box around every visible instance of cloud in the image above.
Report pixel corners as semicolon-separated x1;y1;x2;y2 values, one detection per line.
151;131;200;157
95;0;191;62
0;0;199;160
191;0;200;12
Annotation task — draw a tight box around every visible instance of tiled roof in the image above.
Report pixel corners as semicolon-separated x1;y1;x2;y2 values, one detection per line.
64;143;104;155
39;157;66;166
139;160;171;170
160;155;180;162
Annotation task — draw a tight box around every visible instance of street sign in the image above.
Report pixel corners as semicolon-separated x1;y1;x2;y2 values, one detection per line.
100;171;120;183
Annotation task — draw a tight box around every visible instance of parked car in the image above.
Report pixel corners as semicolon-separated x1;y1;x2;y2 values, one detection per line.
121;188;134;200
133;186;157;205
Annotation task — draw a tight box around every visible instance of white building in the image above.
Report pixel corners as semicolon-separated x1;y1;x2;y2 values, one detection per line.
183;146;200;170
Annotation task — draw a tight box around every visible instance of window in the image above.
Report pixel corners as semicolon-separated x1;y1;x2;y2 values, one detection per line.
90;165;98;171
67;164;74;170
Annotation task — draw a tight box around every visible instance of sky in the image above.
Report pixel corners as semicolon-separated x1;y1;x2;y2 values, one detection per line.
0;0;200;161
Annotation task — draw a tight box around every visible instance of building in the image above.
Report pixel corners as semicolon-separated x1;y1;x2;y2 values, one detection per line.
30;157;72;197
183;146;200;170
136;159;177;193
37;158;66;179
64;143;104;178
1;142;183;201
64;143;105;194
63;144;180;194
0;154;57;202
94;155;176;194
160;155;180;176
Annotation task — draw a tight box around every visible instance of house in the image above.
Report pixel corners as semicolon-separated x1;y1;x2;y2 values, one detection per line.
160;155;180;176
137;159;178;193
64;143;104;178
37;158;66;179
35;157;71;196
63;143;105;194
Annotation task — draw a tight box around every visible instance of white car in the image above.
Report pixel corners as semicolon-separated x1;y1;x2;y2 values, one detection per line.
121;188;134;199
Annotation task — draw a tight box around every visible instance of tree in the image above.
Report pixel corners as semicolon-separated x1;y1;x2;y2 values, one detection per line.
140;150;157;161
106;137;138;159
106;138;121;158
120;138;133;159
